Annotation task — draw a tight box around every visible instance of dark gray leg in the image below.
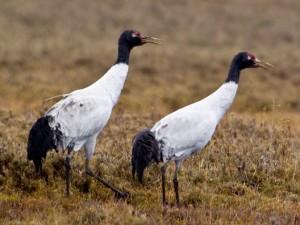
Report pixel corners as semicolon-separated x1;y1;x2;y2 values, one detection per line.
173;162;181;206
65;146;73;197
161;163;168;206
84;158;128;198
82;140;129;198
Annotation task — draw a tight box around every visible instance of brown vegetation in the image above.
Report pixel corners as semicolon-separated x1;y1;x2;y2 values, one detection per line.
0;0;299;224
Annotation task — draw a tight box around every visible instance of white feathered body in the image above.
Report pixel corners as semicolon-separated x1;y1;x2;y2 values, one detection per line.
46;63;128;157
151;81;238;163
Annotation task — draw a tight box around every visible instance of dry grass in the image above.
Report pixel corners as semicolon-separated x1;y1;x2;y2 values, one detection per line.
1;0;300;224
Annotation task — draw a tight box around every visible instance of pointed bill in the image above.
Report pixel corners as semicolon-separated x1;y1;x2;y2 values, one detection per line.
255;58;274;70
141;35;161;45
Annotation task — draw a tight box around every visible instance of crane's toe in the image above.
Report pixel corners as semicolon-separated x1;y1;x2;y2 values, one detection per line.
85;168;93;176
114;190;131;199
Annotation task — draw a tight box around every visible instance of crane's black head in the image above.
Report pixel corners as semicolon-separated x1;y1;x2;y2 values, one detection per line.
226;52;274;83
233;52;274;70
119;30;160;48
116;30;160;64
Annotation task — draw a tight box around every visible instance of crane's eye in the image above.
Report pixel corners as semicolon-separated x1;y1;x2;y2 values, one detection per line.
246;53;255;61
132;32;141;38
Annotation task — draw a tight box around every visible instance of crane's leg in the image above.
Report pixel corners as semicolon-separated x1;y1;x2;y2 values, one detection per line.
65;145;74;197
85;167;128;198
161;163;168;206
173;161;182;206
83;139;128;198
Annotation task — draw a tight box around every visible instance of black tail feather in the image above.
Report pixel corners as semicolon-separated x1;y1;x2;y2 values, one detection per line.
27;116;55;173
131;129;160;183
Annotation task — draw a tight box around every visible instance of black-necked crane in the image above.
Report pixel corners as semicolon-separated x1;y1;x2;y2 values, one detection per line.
27;30;160;197
131;52;273;206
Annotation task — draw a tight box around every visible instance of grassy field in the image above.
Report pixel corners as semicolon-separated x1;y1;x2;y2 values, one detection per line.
0;0;300;224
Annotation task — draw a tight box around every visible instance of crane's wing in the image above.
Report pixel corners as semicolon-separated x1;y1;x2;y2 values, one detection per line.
152;109;218;159
46;94;113;141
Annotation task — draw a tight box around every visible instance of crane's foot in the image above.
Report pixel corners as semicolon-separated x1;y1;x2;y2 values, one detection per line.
114;190;130;199
85;168;130;199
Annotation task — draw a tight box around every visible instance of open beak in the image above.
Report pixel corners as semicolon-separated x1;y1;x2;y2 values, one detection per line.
141;35;161;45
254;58;274;70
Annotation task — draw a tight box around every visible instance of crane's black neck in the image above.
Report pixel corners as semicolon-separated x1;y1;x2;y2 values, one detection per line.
225;64;241;84
115;42;133;65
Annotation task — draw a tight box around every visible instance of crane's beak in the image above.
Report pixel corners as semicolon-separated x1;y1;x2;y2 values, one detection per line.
254;58;274;70
141;35;161;45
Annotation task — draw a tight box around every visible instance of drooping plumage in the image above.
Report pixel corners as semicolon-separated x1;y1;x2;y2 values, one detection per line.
27;30;160;197
27;116;55;172
132;52;273;205
131;129;160;182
